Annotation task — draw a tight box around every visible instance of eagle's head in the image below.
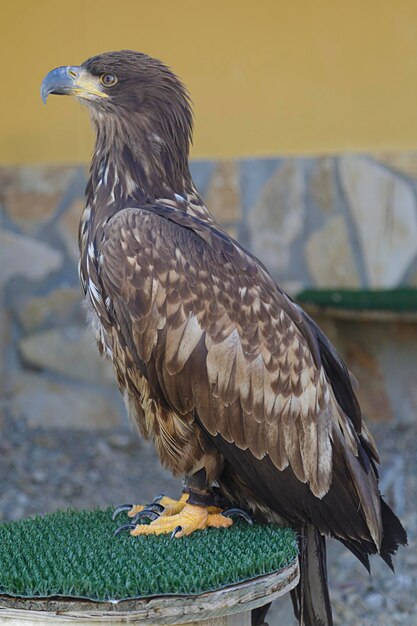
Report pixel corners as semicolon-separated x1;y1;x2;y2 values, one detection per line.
41;50;192;130
41;51;193;198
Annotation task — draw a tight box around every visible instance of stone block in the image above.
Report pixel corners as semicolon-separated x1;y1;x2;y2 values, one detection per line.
58;198;85;262
1;166;74;232
0;230;63;288
12;287;82;332
304;214;360;287
339;156;417;288
0;310;11;388
204;161;242;223
248;161;305;276
18;325;115;385
371;152;417;180
309;157;336;214
10;372;121;429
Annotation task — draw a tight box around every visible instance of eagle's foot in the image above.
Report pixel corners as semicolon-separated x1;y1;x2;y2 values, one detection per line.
112;493;189;524
129;503;233;538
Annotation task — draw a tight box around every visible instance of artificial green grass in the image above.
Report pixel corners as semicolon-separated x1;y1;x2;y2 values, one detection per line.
0;509;298;602
296;287;417;312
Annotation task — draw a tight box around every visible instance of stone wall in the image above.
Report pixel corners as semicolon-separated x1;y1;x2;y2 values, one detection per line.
1;152;417;430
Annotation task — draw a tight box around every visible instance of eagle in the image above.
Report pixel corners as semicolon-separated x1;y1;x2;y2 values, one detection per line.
41;51;406;626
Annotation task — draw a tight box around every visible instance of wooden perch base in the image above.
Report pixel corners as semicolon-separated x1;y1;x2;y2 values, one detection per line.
0;560;299;625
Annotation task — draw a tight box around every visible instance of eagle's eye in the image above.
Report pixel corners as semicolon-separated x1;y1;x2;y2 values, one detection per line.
100;73;117;87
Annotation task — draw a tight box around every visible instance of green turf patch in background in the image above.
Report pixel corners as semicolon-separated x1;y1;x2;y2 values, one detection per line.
296;288;417;312
0;509;298;602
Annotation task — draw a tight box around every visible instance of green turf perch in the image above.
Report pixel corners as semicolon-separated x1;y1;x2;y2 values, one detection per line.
0;509;299;625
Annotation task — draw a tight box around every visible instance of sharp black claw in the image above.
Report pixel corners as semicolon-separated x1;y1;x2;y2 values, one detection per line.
171;525;182;540
132;510;159;523
114;522;136;536
112;495;166;521
112;504;133;520
222;508;253;525
145;502;165;514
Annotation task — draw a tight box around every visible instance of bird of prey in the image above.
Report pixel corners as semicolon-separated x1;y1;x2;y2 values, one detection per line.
41;51;406;626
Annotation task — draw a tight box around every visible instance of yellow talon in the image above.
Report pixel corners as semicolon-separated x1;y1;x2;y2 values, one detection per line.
127;504;145;518
130;503;233;538
127;493;189;518
159;493;189;516
207;505;222;514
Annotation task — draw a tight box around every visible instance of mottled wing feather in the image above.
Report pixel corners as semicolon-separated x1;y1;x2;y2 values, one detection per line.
97;205;363;503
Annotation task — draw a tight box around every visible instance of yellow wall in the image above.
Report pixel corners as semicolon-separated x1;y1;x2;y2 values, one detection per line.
2;0;417;163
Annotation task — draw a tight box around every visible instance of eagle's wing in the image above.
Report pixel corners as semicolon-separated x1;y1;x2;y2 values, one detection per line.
96;204;382;551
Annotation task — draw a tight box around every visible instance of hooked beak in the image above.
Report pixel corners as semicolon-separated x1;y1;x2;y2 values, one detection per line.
41;66;109;104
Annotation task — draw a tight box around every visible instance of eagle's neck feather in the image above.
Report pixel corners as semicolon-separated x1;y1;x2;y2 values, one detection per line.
86;112;194;211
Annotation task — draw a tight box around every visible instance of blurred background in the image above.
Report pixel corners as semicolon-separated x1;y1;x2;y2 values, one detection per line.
1;1;416;624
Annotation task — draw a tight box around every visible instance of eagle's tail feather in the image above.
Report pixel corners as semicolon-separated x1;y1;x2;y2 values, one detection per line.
379;497;408;570
291;524;333;626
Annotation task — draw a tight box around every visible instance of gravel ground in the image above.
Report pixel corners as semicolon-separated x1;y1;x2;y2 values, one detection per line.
0;412;414;625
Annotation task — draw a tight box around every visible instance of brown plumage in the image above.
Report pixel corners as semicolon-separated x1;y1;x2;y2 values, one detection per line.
41;50;406;626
